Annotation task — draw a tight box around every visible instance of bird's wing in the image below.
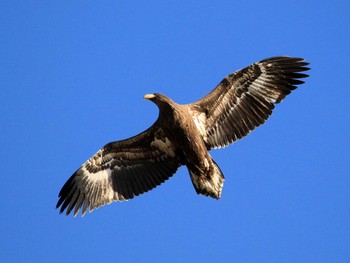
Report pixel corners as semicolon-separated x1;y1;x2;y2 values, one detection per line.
189;56;309;149
56;123;181;217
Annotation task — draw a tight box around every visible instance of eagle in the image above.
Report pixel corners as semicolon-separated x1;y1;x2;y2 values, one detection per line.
57;56;309;217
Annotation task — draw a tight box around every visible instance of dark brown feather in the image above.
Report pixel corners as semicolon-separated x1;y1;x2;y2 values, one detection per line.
190;56;309;149
56;125;181;216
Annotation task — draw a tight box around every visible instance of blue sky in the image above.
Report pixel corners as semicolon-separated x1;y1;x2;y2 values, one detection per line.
1;1;349;262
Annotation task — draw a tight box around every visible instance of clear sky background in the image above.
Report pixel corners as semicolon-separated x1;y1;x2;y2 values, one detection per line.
1;1;349;262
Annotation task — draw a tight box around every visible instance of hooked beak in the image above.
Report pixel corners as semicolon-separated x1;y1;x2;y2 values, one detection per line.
144;94;156;100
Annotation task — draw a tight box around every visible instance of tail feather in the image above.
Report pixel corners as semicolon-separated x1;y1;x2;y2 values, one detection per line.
188;158;225;199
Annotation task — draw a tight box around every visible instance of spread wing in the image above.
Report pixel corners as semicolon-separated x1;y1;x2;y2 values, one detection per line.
189;56;309;149
56;123;181;217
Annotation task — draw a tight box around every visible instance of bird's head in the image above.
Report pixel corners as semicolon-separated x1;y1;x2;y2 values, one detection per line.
144;93;177;113
144;93;158;101
144;93;172;105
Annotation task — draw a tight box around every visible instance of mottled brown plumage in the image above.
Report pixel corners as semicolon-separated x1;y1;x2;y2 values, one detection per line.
57;56;309;216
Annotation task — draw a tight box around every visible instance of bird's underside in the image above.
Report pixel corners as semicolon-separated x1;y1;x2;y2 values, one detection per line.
57;56;309;216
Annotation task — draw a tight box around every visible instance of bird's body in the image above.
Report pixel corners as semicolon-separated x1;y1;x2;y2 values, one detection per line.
149;95;225;198
57;56;309;216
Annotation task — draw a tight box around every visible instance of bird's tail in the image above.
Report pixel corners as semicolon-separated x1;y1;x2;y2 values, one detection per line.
188;158;225;199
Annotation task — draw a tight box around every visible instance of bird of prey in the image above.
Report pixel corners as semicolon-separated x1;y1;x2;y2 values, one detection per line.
57;56;309;217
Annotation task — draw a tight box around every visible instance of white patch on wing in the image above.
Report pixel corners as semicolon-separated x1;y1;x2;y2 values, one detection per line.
190;111;207;142
81;165;115;203
81;165;111;183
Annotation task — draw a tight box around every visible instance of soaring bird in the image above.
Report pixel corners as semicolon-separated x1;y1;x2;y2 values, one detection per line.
57;56;309;217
